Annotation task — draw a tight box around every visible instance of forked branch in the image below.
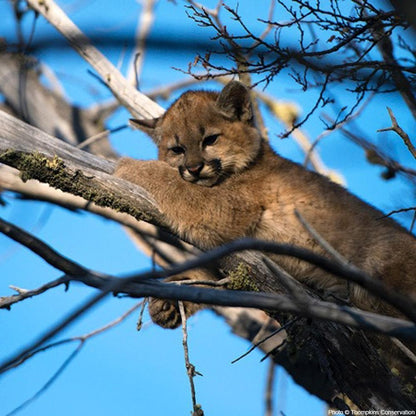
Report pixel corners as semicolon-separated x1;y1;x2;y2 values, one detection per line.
378;107;416;160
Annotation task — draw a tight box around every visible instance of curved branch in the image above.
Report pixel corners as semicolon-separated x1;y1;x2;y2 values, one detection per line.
1;216;415;347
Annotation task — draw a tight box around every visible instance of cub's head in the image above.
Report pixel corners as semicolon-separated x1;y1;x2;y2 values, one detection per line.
130;81;262;186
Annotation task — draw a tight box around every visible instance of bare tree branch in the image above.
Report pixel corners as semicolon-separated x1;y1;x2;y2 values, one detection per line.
127;0;158;87
2;216;415;408
0;110;169;229
1;215;416;351
25;0;164;119
185;0;416;130
378;107;416;159
4;301;144;416
179;301;204;416
264;359;276;416
322;112;416;182
5;343;83;416
0;275;70;310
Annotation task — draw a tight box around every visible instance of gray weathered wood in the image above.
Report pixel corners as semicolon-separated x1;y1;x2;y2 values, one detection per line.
0;109;167;228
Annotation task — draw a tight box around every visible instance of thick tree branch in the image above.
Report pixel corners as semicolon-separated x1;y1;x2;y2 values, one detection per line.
0;110;168;228
25;0;164;120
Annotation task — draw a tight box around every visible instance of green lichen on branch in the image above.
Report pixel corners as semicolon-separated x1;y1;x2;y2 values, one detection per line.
1;150;70;184
226;262;259;292
0;149;152;222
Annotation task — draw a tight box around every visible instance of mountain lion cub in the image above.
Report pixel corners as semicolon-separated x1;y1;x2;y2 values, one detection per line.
115;81;416;329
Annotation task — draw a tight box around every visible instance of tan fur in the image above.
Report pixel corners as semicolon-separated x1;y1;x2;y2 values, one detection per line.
116;81;416;328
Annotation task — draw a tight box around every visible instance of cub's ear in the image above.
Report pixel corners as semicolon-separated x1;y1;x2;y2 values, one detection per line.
216;81;253;123
129;118;160;143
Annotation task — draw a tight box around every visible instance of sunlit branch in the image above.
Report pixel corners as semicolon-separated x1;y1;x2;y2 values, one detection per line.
25;0;164;119
127;0;158;87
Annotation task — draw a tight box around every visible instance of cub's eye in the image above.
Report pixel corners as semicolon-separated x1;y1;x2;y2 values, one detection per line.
169;146;185;155
203;134;220;147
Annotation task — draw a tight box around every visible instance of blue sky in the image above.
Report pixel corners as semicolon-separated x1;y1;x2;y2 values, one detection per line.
0;1;415;415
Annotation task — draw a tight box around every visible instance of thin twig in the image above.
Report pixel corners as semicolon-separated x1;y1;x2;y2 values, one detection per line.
260;340;287;363
257;0;276;43
264;359;276;416
1;275;70;310
304;94;374;173
323;113;416;181
372;15;416;119
411;211;416;233
179;301;204;416
5;344;83;416
76;125;127;150
4;302;143;415
10;302;144;371
231;318;298;364
136;298;148;331
186;0;269;139
258;90;340;179
378;107;416;160
146;78;203;100
76;301;145;340
294;209;350;265
380;206;416;219
0;291;108;374
127;0;158;87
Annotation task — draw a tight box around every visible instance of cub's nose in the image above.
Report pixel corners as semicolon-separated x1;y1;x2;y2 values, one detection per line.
186;163;204;176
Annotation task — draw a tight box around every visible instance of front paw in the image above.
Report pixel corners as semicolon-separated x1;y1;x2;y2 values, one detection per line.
148;297;182;329
148;297;204;329
148;272;211;329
